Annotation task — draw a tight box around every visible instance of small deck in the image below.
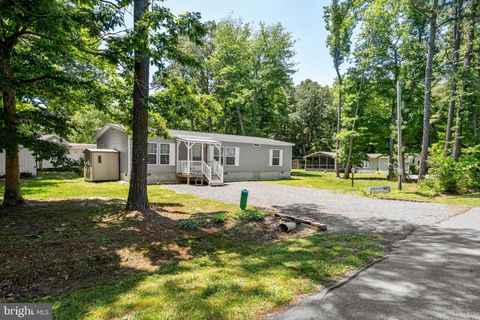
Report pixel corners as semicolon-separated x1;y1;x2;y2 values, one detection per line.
176;160;224;186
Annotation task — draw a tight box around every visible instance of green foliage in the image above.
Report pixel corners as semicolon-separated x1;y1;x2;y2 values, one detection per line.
179;220;200;231
428;144;480;194
417;179;441;197
0;0;119;154
69;108;112;144
212;213;227;223
324;0;357;72
236;208;265;221
288;79;336;156
157;17;295;137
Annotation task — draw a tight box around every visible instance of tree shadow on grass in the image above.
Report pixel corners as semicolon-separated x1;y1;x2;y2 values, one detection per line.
50;224;385;320
0;197;233;302
0;195;416;319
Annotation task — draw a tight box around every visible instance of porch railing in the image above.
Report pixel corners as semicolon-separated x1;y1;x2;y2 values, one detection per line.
177;160;223;185
177;160;203;175
213;160;224;183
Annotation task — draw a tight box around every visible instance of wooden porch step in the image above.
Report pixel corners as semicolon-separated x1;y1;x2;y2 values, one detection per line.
209;180;224;186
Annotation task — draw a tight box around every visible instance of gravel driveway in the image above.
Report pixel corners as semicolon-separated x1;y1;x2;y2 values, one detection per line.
165;182;463;239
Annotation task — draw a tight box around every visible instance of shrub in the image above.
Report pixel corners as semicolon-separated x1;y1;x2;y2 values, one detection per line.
179;220;199;230
212;213;227;224
458;146;480;191
237;208;265;221
417;179;440;197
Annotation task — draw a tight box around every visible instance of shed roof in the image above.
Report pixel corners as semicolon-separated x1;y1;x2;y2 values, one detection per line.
85;148;119;153
95;124;294;146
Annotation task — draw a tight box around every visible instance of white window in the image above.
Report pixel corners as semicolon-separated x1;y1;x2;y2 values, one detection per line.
225;146;239;166
213;146;224;165
362;160;370;168
269;149;282;166
147;142;157;165
159;143;170;165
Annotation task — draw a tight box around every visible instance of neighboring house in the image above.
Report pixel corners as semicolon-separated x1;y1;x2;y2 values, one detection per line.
0;148;37;177
304;151;390;173
39;134;95;170
86;123;293;185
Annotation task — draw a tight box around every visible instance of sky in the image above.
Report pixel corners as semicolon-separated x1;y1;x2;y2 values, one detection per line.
166;0;334;86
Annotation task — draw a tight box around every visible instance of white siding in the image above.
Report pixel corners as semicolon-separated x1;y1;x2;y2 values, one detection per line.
96;129;129;179
0;148;37;176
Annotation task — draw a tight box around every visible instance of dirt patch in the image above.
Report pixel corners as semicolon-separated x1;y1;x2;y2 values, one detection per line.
0;199;313;302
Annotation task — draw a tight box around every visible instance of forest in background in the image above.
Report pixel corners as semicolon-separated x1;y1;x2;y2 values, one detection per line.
2;0;479;206
70;17;337;159
69;0;479;174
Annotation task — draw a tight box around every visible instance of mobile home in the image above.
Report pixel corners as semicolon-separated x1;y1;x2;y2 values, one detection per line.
88;124;293;185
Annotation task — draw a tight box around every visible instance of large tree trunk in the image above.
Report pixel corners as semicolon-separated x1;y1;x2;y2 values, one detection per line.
418;0;438;181
342;75;364;179
473;109;478;142
1;58;23;206
235;104;245;135
445;0;463;153
126;0;150;211
453;5;475;161
387;98;396;181
334;64;342;178
207;116;212;133
445;0;463;154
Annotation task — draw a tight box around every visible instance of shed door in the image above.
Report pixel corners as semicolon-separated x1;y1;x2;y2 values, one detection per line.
93;153;119;181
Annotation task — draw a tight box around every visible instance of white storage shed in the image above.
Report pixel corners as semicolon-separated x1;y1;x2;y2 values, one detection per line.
84;149;119;182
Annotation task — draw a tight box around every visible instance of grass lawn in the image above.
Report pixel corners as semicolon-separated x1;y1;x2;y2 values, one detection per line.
0;172;385;319
272;170;480;207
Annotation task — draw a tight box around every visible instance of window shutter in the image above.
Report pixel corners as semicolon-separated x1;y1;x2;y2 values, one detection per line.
169;143;175;166
235;147;240;166
269;149;273;166
279;149;283;166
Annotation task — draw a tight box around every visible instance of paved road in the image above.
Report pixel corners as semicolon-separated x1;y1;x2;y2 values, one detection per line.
165;182;462;238
270;207;480;320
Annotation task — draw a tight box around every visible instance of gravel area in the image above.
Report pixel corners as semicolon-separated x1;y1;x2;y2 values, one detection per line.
165;182;464;239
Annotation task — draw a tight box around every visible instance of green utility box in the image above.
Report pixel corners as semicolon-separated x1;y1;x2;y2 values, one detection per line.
240;189;249;209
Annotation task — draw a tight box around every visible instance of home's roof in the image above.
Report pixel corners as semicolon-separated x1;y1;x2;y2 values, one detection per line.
95;123;294;147
40;134;70;146
170;129;293;146
85;148;119;153
94;123;125;140
304;151;387;159
41;134;62;141
70;143;97;149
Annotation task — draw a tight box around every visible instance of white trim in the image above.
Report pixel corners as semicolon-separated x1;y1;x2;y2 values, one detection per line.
157;142;171;166
225;146;239;166
127;137;131;176
147;142;158;165
208;145;214;162
234;147;240;166
169;143;175;166
270;149;282;166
